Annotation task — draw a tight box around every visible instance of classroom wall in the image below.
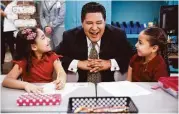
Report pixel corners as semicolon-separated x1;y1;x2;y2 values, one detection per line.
111;1;165;24
65;1;111;30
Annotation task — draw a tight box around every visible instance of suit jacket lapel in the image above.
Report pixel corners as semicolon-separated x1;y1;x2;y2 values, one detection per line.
44;1;50;11
50;0;58;10
99;26;110;59
44;0;57;12
76;29;88;59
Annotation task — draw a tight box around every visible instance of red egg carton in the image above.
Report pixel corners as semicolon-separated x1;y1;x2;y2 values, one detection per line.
158;77;178;98
17;93;61;106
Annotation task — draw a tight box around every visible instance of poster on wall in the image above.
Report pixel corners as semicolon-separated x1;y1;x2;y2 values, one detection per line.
13;1;37;29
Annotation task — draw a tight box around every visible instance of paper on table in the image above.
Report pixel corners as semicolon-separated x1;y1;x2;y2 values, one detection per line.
42;82;91;97
56;83;92;97
41;82;56;94
98;81;151;96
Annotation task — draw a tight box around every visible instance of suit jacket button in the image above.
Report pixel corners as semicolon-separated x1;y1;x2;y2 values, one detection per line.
71;68;73;71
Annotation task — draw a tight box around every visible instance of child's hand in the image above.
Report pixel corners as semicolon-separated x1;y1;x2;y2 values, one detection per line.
53;77;66;90
24;83;43;93
45;26;52;35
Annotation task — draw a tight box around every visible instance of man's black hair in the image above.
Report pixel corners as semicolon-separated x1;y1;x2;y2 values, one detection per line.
81;2;106;22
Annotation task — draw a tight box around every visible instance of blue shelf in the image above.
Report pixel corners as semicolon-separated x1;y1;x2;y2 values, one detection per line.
127;34;138;39
169;65;178;73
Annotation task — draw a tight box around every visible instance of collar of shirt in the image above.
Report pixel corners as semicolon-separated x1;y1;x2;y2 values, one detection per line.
86;37;101;55
31;53;50;64
48;1;52;6
45;1;54;6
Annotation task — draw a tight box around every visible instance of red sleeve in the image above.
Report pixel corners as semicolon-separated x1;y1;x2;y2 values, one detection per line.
49;52;63;63
129;54;138;68
12;59;26;70
153;62;169;81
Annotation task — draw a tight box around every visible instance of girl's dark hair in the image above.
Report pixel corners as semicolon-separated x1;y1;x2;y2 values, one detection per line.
143;27;169;75
81;2;106;22
14;27;38;74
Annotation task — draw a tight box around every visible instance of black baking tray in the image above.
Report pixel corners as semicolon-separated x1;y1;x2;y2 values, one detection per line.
67;96;138;113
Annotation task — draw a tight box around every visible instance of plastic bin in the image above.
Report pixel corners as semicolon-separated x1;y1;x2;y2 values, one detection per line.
67;96;138;113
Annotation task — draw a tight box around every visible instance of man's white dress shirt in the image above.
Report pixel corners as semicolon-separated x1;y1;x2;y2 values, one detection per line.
68;37;120;72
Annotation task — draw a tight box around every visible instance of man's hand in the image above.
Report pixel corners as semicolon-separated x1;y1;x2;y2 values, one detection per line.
77;60;92;71
24;82;43;93
0;9;6;17
89;59;111;73
45;26;52;35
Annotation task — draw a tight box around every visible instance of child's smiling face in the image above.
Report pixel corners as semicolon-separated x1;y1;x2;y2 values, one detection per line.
33;28;52;53
135;31;157;57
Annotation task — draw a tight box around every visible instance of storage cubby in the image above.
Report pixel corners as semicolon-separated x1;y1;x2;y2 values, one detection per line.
111;1;178;73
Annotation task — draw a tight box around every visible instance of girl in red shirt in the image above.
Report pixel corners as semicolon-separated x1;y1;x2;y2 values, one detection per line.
2;27;66;93
127;27;169;82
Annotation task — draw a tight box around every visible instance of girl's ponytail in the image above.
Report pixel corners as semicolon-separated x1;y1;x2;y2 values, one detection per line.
160;43;170;75
143;27;170;75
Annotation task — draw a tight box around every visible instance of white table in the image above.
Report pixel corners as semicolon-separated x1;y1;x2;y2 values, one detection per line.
97;82;178;113
1;83;95;113
1;75;178;113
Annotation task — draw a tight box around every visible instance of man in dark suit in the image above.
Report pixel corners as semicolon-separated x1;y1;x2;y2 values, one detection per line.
55;2;133;82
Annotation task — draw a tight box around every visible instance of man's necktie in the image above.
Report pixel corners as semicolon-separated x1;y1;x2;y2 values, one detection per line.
87;43;101;83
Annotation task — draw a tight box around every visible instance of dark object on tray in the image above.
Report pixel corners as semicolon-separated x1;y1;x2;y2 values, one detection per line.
68;97;138;113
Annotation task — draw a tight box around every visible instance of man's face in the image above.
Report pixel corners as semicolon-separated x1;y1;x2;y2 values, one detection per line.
82;12;105;43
